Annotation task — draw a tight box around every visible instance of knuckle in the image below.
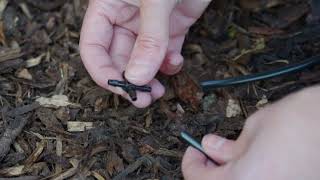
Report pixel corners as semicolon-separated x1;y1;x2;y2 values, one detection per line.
137;35;167;53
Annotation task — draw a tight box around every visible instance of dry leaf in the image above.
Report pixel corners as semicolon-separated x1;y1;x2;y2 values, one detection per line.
67;121;93;132
36;95;81;108
226;99;242;118
16;68;33;80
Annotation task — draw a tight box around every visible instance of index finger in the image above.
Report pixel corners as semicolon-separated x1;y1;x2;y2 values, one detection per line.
79;0;125;95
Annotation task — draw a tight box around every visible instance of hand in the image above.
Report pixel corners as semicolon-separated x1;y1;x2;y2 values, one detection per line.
79;0;211;108
182;86;320;180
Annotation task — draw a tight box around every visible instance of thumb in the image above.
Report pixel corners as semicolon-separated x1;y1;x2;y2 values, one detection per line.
125;0;177;85
182;147;230;180
202;134;236;164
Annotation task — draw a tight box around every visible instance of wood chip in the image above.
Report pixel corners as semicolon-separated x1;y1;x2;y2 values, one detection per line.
106;151;124;176
113;156;153;180
24;140;46;168
55;138;63;174
25;53;45;68
0;0;8;19
0;21;6;45
0;165;24;176
36;108;64;131
256;95;269;109
226;99;242;118
91;171;105;180
16;68;33;80
36;95;81;108
67;121;93;132
52;159;80;180
13;142;25;153
171;71;203;111
0;47;23;63
0;162;46;177
145;111;152;129
0;116;29;162
154;148;183;158
18;2;33;20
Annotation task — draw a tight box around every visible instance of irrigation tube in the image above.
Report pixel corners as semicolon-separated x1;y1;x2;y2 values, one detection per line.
201;56;320;91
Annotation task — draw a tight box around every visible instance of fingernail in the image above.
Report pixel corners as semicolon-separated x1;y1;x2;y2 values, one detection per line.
203;135;226;151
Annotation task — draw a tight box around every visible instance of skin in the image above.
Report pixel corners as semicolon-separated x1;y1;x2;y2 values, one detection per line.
182;86;320;180
80;1;320;179
80;0;211;108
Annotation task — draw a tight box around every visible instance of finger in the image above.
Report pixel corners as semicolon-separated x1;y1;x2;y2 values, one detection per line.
109;28;165;107
125;0;178;85
182;147;216;179
160;35;185;75
80;0;127;96
149;79;165;100
108;27;151;108
121;0;140;7
202;134;236;164
160;52;184;75
109;27;135;72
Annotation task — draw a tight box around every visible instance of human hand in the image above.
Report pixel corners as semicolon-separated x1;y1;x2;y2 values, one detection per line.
79;0;211;108
182;86;320;180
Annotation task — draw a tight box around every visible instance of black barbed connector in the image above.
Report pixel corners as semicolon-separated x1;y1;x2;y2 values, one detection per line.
107;73;152;101
108;80;152;93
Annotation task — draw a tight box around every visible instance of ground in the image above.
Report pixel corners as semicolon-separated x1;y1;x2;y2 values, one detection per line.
0;0;319;179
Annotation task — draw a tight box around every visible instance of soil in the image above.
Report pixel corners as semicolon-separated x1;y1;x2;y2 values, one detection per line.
0;0;319;179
